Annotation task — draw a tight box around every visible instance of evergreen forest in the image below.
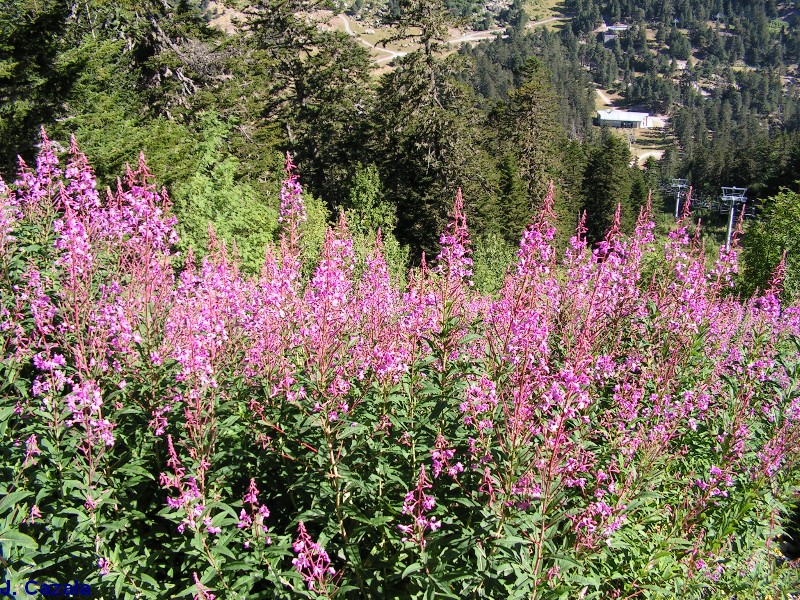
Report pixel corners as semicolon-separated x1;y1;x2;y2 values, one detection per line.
2;0;800;294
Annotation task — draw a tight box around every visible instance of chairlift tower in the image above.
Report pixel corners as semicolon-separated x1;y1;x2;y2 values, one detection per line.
670;178;688;219
721;186;747;250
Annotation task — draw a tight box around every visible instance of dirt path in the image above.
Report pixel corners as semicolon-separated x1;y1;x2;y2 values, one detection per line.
634;150;665;164
337;14;570;65
526;16;570;28
445;16;569;44
447;29;505;44
337;14;407;63
596;88;613;106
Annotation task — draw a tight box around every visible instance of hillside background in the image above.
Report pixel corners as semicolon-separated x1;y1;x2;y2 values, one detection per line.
2;0;800;293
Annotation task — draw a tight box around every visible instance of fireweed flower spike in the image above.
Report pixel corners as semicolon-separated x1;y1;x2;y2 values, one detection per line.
399;465;441;549
238;478;272;546
192;572;215;600
292;522;336;592
278;152;306;261
437;188;473;285
0;176;19;252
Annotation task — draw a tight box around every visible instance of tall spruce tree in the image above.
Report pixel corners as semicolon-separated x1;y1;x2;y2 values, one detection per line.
370;0;500;257
246;0;373;208
0;0;72;171
581;130;637;242
370;51;498;257
494;58;566;241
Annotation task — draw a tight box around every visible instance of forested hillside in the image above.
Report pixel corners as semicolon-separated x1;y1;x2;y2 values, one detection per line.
1;0;799;293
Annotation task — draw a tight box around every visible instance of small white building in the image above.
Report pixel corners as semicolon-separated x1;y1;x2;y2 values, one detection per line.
598;22;629;32
595;109;650;129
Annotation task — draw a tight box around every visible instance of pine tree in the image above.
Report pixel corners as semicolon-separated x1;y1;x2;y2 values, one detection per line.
489;57;589;248
496;58;565;214
0;0;72;171
581;130;636;242
246;0;373;207
496;153;530;244
369;1;499;257
741;188;800;302
370;51;497;257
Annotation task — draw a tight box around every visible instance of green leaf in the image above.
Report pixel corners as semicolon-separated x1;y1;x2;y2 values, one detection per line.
0;529;38;550
402;562;423;578
0;490;32;516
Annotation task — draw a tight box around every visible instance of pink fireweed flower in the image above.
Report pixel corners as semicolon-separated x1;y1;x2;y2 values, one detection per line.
278;153;306;258
238;479;271;544
64;135;101;213
7;135;800;596
431;434;463;479
55;201;93;277
203;517;221;535
399;465;441;548
517;180;558;275
479;467;498;505
192;572;215;600
570;499;625;549
27;505;42;525
278;153;307;226
437;188;473;285
159;436;207;532
460;375;498;425
244;478;259;505
23;434;41;468
25;269;57;337
0;176;20;250
292;522;336;592
65;380;115;451
237;509;252;529
14;129;61;208
510;476;544;509
546;564;561;583
149;404;172;436
97;558;111;576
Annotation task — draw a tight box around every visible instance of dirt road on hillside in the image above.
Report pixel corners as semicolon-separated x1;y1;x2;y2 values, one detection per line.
596;88;613;106
337;14;571;64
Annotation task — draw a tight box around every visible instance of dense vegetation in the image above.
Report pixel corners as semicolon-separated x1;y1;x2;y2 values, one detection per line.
0;0;653;270
4;0;799;297
1;137;800;599
3;0;800;596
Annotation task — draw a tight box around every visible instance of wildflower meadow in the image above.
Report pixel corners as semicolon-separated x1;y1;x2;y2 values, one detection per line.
1;132;800;599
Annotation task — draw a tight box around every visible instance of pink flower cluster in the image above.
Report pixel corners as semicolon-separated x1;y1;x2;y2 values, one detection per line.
431;434;463;479
292;522;336;592
398;466;441;548
278;152;307;257
436;188;472;285
65;381;115;450
238;479;271;548
4;133;800;595
159;436;218;535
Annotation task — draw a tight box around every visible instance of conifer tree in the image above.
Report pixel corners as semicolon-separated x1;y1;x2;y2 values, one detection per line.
0;0;72;170
494;58;565;238
582;130;638;242
741;188;800;302
246;0;373;207
370;0;499;257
